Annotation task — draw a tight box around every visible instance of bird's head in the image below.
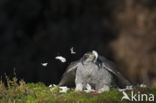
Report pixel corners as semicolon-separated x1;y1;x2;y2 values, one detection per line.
82;50;98;63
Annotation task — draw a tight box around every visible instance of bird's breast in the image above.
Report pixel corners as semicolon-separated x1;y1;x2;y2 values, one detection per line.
83;63;99;77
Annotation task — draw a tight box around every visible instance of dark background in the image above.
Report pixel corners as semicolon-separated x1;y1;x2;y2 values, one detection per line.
0;0;156;86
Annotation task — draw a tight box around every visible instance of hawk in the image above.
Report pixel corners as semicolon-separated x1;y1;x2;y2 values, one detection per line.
58;50;132;92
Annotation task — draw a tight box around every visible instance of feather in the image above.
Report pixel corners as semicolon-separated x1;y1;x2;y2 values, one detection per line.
58;61;79;87
98;56;132;88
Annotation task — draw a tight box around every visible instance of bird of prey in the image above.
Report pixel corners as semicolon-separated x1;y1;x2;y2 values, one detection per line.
58;50;132;92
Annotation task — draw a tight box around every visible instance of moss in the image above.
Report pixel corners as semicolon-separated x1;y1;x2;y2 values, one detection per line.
0;78;156;103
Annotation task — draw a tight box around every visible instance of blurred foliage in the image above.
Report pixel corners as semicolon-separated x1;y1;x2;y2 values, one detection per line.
111;0;156;86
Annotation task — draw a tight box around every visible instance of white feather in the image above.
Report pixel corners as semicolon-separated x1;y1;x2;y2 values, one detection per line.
59;86;69;93
55;56;66;63
70;47;76;54
41;63;48;67
140;84;147;88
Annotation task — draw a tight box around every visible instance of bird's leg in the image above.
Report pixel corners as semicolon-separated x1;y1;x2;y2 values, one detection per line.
97;85;110;93
75;83;83;91
75;68;85;91
96;83;110;93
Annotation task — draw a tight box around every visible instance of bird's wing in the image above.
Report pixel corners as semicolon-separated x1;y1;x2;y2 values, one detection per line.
98;56;132;88
58;60;79;87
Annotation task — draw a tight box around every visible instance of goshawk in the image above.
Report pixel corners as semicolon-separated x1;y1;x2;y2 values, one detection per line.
58;51;132;92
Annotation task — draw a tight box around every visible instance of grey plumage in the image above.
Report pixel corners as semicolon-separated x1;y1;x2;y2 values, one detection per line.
58;51;132;92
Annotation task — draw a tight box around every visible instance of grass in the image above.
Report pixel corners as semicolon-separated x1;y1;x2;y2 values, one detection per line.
0;77;156;103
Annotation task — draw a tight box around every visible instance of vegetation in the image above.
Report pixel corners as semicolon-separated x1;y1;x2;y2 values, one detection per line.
0;77;156;103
